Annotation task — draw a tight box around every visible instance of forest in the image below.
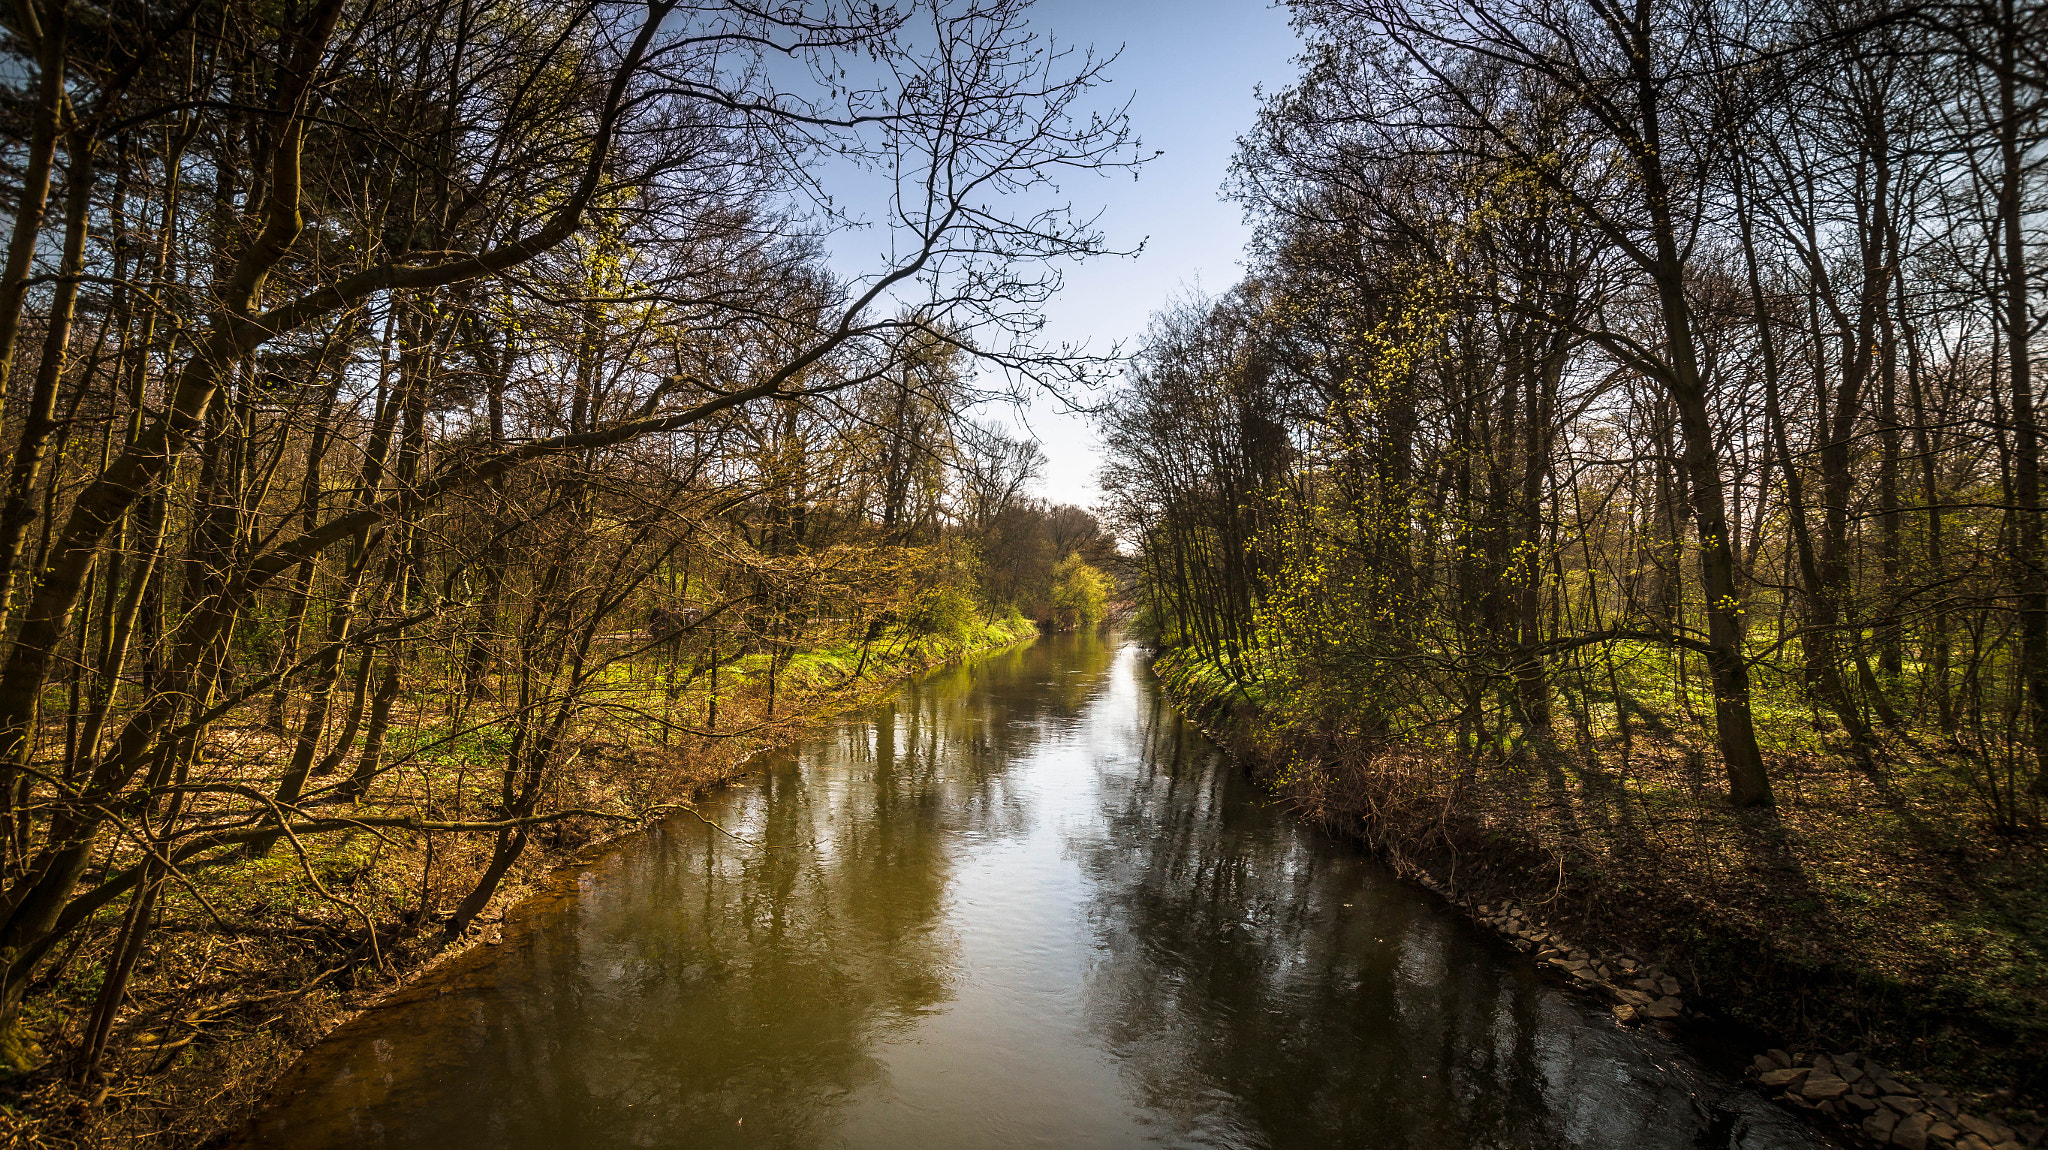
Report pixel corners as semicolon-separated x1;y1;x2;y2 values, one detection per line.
6;0;2048;1140
0;0;1125;1137
1103;0;2048;1116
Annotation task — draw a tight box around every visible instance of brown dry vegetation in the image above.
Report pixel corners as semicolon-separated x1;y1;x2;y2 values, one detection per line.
1157;651;2048;1126
1104;0;2048;1133
0;620;1030;1149
0;0;1136;1141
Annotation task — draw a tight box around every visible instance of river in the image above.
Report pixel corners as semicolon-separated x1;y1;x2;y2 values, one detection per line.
238;631;1826;1149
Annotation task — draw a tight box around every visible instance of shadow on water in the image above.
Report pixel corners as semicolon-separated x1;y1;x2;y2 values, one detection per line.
239;634;1826;1149
1074;682;1823;1150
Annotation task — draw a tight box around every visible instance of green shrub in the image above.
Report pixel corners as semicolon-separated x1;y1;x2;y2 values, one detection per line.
906;586;979;645
1050;553;1109;631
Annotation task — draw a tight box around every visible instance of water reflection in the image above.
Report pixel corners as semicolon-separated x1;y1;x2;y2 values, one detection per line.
241;635;1820;1150
1073;688;1816;1149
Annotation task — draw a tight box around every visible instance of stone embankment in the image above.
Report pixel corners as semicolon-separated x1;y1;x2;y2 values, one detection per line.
1430;878;2045;1150
1409;877;1691;1029
1750;1051;2041;1150
1171;693;2040;1150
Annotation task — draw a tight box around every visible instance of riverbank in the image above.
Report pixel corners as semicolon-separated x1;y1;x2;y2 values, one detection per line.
0;618;1034;1149
1149;647;2047;1146
219;631;1825;1150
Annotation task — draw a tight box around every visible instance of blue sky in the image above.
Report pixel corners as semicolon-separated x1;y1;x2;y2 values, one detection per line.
981;0;1303;508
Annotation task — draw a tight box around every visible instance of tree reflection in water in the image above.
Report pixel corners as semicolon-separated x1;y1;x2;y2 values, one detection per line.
1073;671;1815;1150
242;635;1816;1150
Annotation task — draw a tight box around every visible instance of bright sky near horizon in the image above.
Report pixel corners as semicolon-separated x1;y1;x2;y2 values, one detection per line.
989;0;1303;511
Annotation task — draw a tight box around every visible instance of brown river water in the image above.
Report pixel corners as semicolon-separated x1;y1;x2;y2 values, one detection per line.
236;631;1827;1149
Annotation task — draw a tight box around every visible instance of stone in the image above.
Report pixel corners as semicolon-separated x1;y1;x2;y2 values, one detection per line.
1882;1096;1925;1114
1641;996;1684;1021
1876;1077;1910;1096
1957;1117;2012;1144
1611;1004;1638;1024
1893;1111;1933;1150
1752;1054;1777;1075
1802;1074;1851;1102
1955;1136;1993;1150
1857;1081;1881;1097
1618;989;1655;1008
1657;975;1681;996
1812;1054;1836;1076
1766;1049;1793;1069
1841;1064;1866;1083
1759;1068;1808;1092
1864;1110;1898;1142
1927;1122;1958;1146
1846;1094;1879;1114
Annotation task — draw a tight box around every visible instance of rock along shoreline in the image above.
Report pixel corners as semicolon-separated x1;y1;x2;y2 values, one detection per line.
1159;662;2045;1150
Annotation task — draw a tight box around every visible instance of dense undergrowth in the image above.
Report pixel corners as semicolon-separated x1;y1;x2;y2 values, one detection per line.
0;617;1032;1149
1151;645;2048;1121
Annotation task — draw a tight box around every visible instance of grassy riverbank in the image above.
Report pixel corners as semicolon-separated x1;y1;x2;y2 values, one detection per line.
1149;647;2048;1125
0;617;1034;1149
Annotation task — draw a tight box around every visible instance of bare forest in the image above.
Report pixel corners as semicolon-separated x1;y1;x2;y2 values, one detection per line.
0;0;1124;1139
9;0;2048;1140
1105;0;2048;1113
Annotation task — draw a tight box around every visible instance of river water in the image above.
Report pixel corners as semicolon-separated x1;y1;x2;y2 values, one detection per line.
239;632;1825;1149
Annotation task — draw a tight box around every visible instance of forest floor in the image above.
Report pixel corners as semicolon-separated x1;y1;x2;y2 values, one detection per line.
0;617;1035;1150
1151;647;2048;1133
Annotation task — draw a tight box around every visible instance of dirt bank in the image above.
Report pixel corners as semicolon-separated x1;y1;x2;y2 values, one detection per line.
1151;649;2047;1149
0;624;1034;1150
